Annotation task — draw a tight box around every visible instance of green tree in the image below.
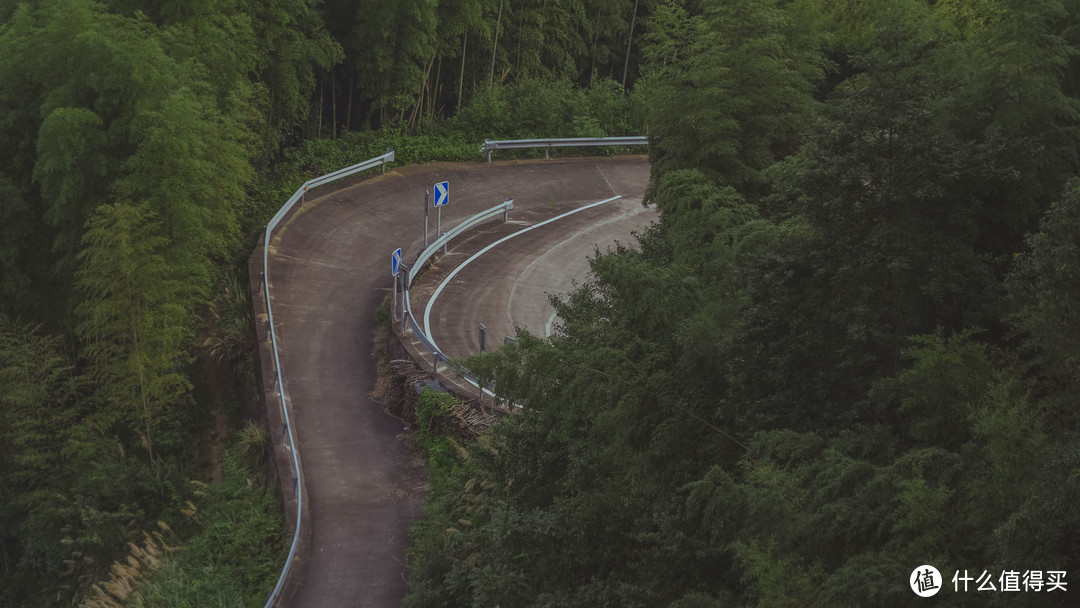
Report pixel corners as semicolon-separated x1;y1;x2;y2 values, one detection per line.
639;0;823;199
338;0;437;125
1008;177;1080;412
33;107;110;275
120;84;254;307
0;0;258;321
0;318;82;603
75;201;191;463
0;175;45;316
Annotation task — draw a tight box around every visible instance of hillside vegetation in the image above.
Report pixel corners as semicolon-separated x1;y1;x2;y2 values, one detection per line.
406;1;1080;607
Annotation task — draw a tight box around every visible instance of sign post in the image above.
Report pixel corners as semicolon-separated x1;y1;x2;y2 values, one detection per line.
391;248;402;321
399;262;409;334
434;181;449;254
424;190;429;249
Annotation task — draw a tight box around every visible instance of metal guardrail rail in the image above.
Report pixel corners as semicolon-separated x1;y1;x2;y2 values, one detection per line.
400;199;515;397
483;136;648;161
262;149;394;608
409;199;514;285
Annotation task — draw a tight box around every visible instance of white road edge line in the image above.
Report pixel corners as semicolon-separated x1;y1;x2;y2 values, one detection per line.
511;202;651;336
423;195;623;353
545;311;559;338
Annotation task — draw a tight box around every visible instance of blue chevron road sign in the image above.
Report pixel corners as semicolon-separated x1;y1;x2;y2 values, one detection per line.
434;181;449;207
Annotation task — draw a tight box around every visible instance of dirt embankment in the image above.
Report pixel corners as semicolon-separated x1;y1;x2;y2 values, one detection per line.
370;303;500;441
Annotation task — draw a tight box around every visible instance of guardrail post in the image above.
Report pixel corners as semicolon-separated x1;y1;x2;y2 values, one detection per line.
399;263;409;334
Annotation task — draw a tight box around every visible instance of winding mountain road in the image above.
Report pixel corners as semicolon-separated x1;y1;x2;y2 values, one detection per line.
263;156;649;607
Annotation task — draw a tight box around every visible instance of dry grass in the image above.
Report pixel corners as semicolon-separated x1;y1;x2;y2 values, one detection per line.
78;531;175;608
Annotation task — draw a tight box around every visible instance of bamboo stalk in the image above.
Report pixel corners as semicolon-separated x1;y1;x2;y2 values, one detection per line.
458;29;467;111
622;0;639;89
490;0;503;86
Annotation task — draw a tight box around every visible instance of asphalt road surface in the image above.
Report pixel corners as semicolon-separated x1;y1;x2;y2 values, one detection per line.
267;156;649;607
413;189;654;360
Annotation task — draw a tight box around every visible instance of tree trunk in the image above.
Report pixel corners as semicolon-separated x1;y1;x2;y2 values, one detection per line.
345;68;354;133
331;69;337;138
132;325;154;467
622;0;639;89
458;29;468;111
409;53;438;128
431;56;442;121
590;7;602;85
317;75;323;138
490;0;503;86
515;17;523;75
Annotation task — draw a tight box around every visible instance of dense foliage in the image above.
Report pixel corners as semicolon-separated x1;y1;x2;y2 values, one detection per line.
406;0;1080;606
0;0;321;602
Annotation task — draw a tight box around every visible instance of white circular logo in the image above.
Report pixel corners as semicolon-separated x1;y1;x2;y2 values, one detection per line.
910;565;942;597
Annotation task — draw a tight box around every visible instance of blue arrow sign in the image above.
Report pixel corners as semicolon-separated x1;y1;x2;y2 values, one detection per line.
434;181;449;207
391;247;402;276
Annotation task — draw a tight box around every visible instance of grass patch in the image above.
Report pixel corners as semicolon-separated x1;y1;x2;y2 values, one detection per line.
401;389;475;606
415;389;467;496
120;441;286;608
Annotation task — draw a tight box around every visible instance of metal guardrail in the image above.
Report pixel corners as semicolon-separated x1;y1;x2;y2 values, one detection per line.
304;150;394;191
401;199;516;398
483;136;648;161
262;149;394;608
409;199;514;285
405;296;487;395
406;294;440;357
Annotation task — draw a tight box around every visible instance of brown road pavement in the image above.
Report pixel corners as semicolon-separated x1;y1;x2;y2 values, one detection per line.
266;156;649;607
